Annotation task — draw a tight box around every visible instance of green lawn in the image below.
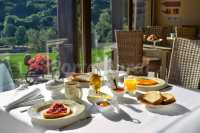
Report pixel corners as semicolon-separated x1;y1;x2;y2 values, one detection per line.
92;47;112;63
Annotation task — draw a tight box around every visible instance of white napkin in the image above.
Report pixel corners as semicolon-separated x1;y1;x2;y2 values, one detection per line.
4;88;43;111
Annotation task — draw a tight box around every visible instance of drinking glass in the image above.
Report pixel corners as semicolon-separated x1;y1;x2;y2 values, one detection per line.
124;76;137;94
89;74;102;94
105;70;119;88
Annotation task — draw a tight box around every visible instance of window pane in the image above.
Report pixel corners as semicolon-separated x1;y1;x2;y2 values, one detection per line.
91;0;112;70
0;0;58;87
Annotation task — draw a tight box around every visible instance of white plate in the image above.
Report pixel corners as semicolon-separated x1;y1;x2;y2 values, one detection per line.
137;94;176;108
136;77;167;92
28;100;87;129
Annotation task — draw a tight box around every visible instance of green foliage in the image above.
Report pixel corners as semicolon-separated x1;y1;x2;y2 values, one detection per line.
26;29;40;51
26;28;57;52
10;61;21;79
0;23;3;31
40;16;54;27
26;14;41;29
92;47;112;63
0;37;16;46
92;0;110;25
15;26;27;45
0;0;113;45
0;1;57;52
3;23;16;37
0;0;57;47
0;1;5;22
95;9;112;43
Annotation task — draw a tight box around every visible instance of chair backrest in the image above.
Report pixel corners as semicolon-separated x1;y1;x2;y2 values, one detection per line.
168;38;200;89
175;26;198;40
163;26;174;37
143;26;163;37
115;31;143;67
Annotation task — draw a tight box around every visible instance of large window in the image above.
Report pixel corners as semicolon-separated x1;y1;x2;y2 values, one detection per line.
91;0;112;67
0;0;58;84
0;0;149;83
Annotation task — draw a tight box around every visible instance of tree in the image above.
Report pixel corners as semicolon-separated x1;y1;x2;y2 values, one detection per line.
91;0;110;25
0;23;3;31
40;16;54;27
15;26;27;45
27;28;57;52
44;28;57;39
3;15;19;25
0;0;58;48
3;24;16;37
38;28;57;51
0;1;5;22
26;29;40;51
27;14;41;29
95;9;112;43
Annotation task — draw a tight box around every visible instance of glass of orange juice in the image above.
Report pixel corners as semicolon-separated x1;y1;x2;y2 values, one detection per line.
124;76;137;94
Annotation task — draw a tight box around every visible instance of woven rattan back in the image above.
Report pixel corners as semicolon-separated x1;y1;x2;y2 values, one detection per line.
175;27;197;40
115;31;143;67
143;26;163;37
168;38;200;89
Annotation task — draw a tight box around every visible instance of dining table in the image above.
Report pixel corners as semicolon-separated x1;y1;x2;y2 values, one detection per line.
0;81;200;133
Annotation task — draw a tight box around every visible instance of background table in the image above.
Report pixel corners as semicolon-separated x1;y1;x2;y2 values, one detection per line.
0;84;200;133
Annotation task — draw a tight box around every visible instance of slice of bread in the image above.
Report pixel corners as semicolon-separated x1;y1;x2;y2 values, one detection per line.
142;91;163;105
161;93;176;104
43;105;71;119
71;73;90;82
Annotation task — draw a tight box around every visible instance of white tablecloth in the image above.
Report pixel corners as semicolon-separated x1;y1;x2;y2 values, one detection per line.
0;84;200;133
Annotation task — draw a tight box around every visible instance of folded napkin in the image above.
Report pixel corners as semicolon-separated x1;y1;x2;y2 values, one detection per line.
4;88;43;111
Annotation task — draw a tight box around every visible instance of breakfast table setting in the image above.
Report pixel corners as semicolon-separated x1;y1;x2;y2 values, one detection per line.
1;71;200;133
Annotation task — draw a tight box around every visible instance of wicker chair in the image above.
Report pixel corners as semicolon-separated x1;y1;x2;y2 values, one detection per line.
115;31;161;76
168;38;200;89
175;26;198;40
143;26;163;37
115;31;143;67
